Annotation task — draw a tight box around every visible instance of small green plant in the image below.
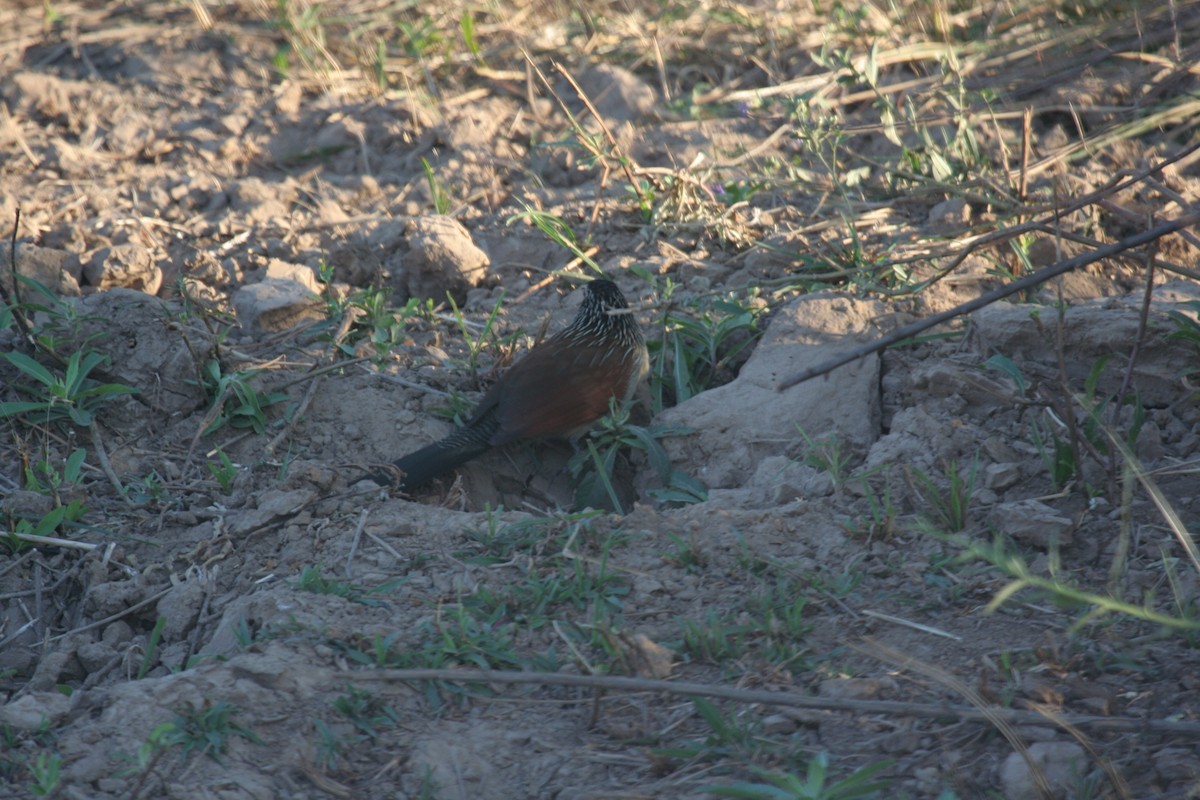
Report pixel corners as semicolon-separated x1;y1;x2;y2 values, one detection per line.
0;350;136;427
1168;300;1200;373
907;458;977;533
652;292;763;407
459;10;484;65
28;751;61;797
799;430;852;488
132;470;168;505
333;685;399;739
293;566;402;607
743;578;813;666
446;290;507;378
679;611;747;665
1030;416;1077;489
703;753;892;799
416;766;439;800
420;157;451;215
5;500;88;552
21;446;86;498
567;399;705;512
397;13;442;58
844;472;897;541
468;543;629;627
316;263;426;360
312;719;346;771
114;721;185;790
932;531;1200;632
138;617;167;679
363;38;388;92
200;360;287;436
509;204;602;273
167;700;263;763
268;0;337;79
207;448;237;493
661;531;708;572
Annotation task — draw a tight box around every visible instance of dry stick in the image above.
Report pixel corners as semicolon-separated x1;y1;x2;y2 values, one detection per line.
776;211;1200;391
1109;242;1159;482
89;422;132;505
48;586;172;641
342;666;1200;736
3;532;98;551
2;208;35;340
1102;422;1200;576
553;61;644;198
344;508;369;578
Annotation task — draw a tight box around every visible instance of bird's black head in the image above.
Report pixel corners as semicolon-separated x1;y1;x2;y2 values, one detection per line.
583;278;629;312
565;278;641;343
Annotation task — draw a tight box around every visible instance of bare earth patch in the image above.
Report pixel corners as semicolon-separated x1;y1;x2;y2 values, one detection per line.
2;1;1200;798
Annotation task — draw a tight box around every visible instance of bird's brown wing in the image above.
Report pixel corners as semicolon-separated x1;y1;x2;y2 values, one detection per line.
487;342;637;446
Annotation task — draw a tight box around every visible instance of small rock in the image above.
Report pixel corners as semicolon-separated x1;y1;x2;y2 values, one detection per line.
752;456;831;505
106;116;157;157
233;273;323;332
4;490;55;517
227;488;315;534
927;197;970;234
82;244;162;294
1135;420;1165;463
75;641;118;673
404;216;490;303
983;462;1021;491
576;63;658;122
761;714;797;735
0;692;72;731
989;499;1074;548
998;741;1087;800
102;620;135;648
1;244;81;295
157;579;208;639
26;647;77;692
1153;747;1198;782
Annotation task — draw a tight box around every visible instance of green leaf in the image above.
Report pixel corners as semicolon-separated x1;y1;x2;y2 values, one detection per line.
2;351;57;387
0;401;54;417
981;354;1027;394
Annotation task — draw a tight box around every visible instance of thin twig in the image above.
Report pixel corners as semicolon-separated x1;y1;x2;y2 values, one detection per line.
344;508;369;578
49;587;172;641
1;532;98;551
342;666;1200;735
777;212;1200;390
89;422;131;504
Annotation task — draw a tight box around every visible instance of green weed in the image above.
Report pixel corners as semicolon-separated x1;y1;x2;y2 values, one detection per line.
0;350;135;427
166;700;263;764
703;752;892;799
907;457;977;533
293;565;403;607
199;360;287;436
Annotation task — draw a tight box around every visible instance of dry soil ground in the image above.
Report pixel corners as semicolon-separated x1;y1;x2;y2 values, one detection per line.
2;1;1200;798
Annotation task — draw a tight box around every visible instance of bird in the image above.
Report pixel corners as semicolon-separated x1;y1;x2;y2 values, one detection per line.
371;278;649;491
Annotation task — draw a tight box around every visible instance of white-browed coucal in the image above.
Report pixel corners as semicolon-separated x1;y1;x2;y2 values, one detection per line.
373;278;649;491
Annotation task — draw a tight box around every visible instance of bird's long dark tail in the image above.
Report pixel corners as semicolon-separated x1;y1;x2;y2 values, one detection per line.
370;413;498;490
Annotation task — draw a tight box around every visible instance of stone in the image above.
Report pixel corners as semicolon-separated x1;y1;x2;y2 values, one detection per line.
998;741;1087;800
989;499;1074;548
403;215;490;303
82;244;162;294
653;292;883;490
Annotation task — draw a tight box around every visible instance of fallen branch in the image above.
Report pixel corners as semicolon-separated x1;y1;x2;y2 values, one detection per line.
342;666;1200;736
776;211;1200;390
